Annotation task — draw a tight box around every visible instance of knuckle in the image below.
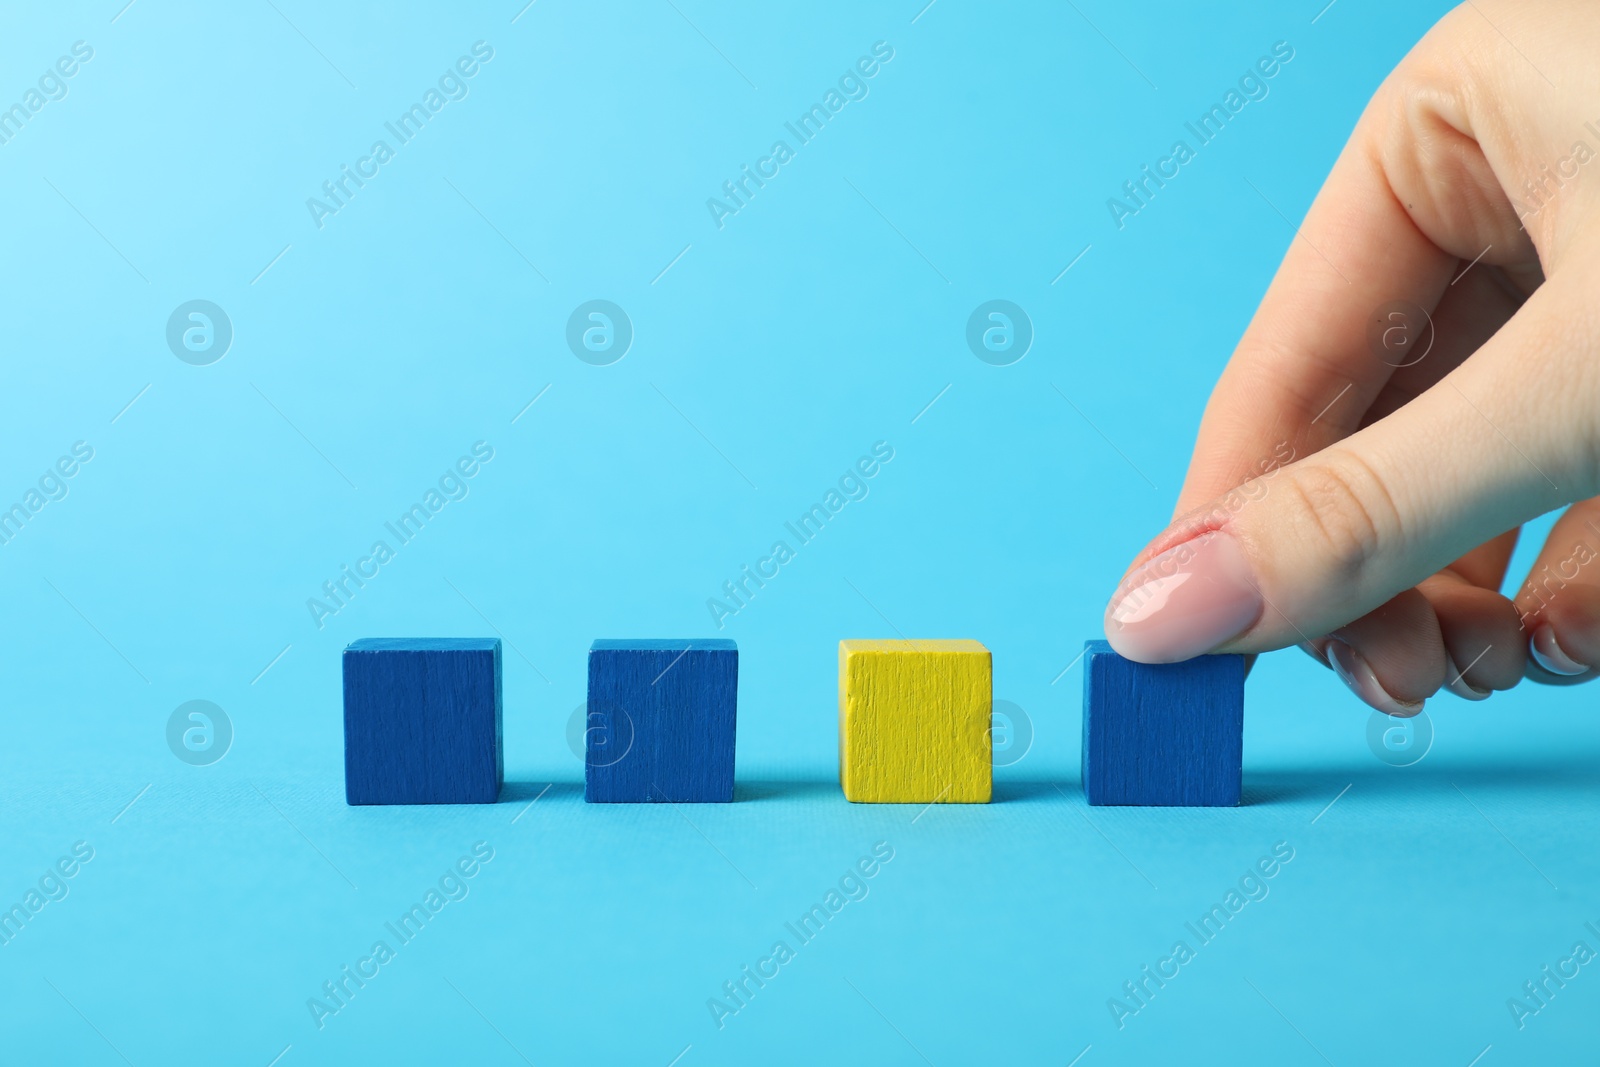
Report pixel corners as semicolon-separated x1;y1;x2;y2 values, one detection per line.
1281;453;1403;583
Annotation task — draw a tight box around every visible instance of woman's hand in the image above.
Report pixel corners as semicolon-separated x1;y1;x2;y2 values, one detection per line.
1103;0;1600;715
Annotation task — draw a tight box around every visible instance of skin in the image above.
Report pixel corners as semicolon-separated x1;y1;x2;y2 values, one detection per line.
1108;0;1600;713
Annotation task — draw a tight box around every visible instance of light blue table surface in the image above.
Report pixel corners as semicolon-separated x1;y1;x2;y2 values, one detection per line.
1;1;1595;1063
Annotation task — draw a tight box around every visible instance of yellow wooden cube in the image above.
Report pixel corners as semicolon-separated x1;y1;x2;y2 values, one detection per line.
838;639;992;803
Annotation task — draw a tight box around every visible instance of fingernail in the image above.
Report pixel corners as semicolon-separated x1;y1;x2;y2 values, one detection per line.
1443;653;1490;701
1104;530;1262;662
1327;638;1424;717
1530;624;1589;676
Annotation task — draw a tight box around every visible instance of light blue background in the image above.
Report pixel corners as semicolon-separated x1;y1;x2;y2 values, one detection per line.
1;1;1595;1063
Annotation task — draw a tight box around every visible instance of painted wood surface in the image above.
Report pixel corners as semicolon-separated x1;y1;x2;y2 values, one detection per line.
1081;640;1244;807
586;639;738;803
838;639;992;804
342;638;503;805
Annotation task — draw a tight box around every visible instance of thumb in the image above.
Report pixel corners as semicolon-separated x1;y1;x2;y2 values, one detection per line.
1103;275;1595;664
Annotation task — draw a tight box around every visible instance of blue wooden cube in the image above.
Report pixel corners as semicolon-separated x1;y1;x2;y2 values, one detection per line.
585;639;737;803
343;638;503;805
1081;640;1244;806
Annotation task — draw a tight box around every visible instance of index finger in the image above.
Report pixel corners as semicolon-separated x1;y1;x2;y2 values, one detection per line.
1173;34;1535;524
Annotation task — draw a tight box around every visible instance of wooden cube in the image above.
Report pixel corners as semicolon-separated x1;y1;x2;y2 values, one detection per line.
342;638;503;805
838;639;992;803
585;639;738;803
1081;640;1244;806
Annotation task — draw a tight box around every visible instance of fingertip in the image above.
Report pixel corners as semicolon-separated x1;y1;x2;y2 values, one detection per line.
1324;588;1447;710
1418;576;1525;693
1528;623;1591;677
1327;638;1427;718
1103;530;1263;663
1443;653;1491;701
